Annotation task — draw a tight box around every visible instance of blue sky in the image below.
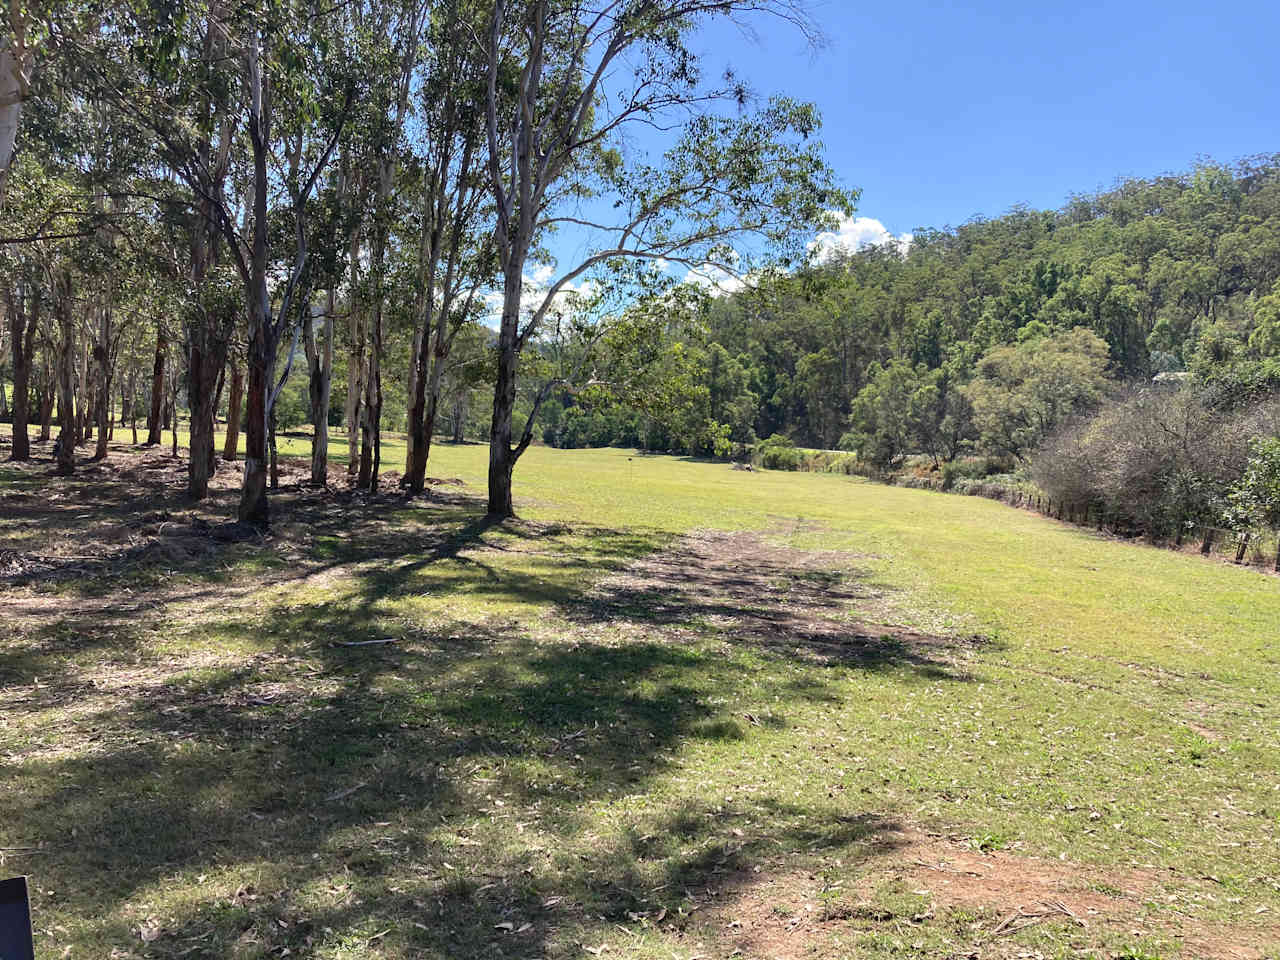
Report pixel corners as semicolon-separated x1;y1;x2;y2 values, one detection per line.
524;1;1277;305
692;0;1279;246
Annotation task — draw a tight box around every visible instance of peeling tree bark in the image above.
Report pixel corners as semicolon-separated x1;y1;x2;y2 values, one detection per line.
0;24;34;207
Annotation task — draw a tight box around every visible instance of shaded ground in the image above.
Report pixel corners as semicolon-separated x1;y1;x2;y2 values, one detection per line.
579;528;987;677
2;438;1278;959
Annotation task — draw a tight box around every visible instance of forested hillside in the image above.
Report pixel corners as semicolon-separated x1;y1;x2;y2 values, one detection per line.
543;156;1280;454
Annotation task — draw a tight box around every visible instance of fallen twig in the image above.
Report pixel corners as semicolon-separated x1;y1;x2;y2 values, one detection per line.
910;858;985;877
988;900;1085;939
323;782;367;802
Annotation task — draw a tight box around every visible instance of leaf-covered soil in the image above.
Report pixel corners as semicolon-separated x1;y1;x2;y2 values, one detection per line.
2;436;1278;959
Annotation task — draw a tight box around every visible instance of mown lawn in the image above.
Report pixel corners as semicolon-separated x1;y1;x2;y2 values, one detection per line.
1;430;1278;959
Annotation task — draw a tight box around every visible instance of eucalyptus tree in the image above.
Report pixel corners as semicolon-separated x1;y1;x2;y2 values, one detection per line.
61;0;352;519
0;152;57;461
233;3;354;524
349;0;430;492
403;0;495;493
4;264;39;460
1;74;109;471
59;0;243;493
0;0;43;205
482;0;851;516
51;263;75;473
299;171;353;485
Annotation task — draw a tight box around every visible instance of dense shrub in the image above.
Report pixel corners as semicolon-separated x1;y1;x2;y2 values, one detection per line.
1032;386;1274;537
1226;437;1280;540
753;434;803;471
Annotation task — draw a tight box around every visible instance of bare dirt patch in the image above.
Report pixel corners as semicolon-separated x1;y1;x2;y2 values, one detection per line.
699;826;1279;960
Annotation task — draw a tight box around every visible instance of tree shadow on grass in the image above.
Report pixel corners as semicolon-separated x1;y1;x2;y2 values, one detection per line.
7;610;912;958
3;466;981;957
563;528;988;682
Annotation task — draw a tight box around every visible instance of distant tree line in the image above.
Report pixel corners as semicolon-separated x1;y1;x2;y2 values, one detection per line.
543;157;1280;547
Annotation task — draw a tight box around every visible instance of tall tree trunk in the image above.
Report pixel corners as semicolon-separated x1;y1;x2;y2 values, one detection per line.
235;26;340;525
169;376;178;457
452;389;467;443
239;328;270;525
94;376;109;458
145;330;166;445
357;252;384;491
357;273;383;490
38;366;52;441
212;361;226;427
54;271;75;476
269;404;279;489
406;321;449;493
78;339;92;446
357;341;380;489
7;283;35;460
92;303;113;461
187;340;225;498
487;272;523;517
93;357;110;459
405;326;422;473
0;35;33;207
305;289;334;485
404;223;443;494
222;360;243;461
344;239;363;476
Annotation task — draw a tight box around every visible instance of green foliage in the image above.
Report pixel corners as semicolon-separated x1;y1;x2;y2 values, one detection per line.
1227;437;1280;530
843;359;918;468
843;359;975;468
753;433;803;471
505;157;1280;473
272;376;310;431
966;327;1112;462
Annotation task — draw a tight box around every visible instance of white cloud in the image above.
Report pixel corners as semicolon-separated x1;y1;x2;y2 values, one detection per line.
683;263;747;296
480;264;598;328
809;214;912;262
527;262;555;287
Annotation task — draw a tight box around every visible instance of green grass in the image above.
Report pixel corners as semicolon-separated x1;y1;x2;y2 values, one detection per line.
1;429;1278;959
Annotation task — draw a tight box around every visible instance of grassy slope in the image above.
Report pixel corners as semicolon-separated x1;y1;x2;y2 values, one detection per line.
2;431;1278;959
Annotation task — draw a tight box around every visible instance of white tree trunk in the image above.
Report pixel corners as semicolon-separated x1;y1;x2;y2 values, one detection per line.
0;40;30;206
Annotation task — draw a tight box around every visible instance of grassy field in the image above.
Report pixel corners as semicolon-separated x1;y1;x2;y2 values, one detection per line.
1;428;1278;959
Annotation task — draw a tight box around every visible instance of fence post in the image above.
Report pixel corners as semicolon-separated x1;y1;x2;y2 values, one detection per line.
1235;532;1251;564
1200;528;1216;556
1274;536;1280;573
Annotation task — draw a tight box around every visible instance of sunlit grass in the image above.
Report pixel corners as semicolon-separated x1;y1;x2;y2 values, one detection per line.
1;429;1278;958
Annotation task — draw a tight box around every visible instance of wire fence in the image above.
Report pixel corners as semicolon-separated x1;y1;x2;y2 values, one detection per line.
961;485;1280;572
